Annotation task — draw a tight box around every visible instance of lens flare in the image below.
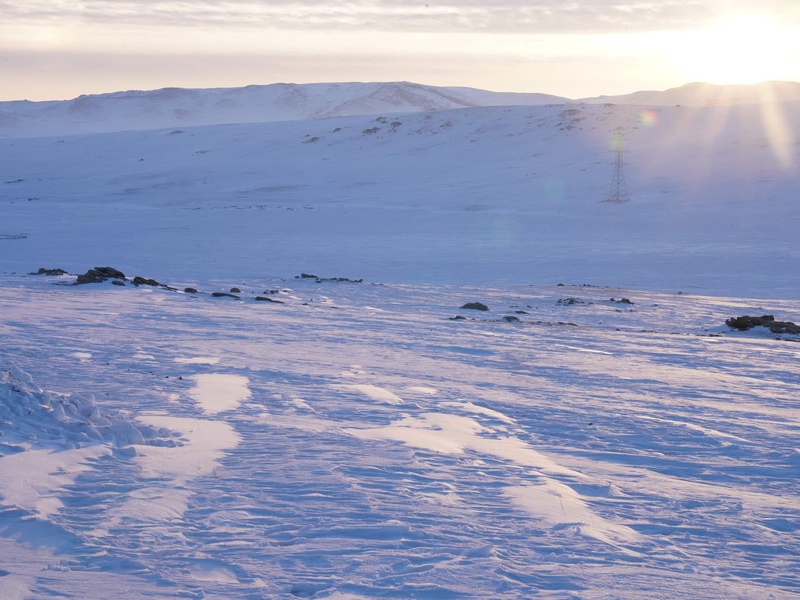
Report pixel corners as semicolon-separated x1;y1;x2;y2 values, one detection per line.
639;109;658;127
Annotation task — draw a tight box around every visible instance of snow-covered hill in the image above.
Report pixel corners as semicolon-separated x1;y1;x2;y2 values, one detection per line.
2;100;798;297
4;80;799;140
583;80;800;106
0;81;569;138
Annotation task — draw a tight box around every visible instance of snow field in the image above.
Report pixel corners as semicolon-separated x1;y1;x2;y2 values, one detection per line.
0;274;798;598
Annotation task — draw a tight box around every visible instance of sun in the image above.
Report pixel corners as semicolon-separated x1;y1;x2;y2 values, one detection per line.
678;16;798;85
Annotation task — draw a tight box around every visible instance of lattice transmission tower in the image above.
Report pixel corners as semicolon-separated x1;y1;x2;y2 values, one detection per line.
606;127;630;203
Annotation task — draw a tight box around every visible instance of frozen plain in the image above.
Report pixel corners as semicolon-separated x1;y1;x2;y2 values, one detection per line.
1;83;799;598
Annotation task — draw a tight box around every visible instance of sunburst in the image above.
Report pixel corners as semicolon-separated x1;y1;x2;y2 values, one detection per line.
677;16;797;85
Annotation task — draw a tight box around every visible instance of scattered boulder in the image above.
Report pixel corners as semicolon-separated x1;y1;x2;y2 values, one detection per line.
230;287;241;293
317;277;363;283
726;315;774;330
254;296;284;303
503;316;521;323
32;267;68;276
460;302;489;311
449;315;467;321
610;297;633;305
211;292;240;299
133;276;161;286
76;266;126;284
111;280;126;287
296;273;363;283
557;297;585;306
726;315;800;335
184;287;199;294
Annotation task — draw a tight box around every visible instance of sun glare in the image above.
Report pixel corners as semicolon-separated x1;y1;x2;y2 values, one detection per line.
679;16;797;84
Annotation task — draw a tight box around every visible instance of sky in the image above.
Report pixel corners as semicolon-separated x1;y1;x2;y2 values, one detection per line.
2;1;800;101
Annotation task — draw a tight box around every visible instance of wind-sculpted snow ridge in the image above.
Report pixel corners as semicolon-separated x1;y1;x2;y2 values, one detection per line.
1;274;799;598
0;366;173;451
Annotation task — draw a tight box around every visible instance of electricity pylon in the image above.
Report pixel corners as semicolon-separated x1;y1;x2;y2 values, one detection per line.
606;127;630;203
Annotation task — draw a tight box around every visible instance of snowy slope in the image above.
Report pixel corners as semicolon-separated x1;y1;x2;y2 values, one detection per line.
583;80;800;106
2;101;798;298
0;82;569;139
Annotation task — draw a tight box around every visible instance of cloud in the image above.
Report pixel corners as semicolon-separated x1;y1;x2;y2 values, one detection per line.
6;1;798;34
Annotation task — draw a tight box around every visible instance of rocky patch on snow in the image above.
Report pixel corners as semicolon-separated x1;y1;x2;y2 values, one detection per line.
295;273;364;283
726;315;800;335
30;267;68;276
460;302;489;311
76;266;126;284
557;297;587;306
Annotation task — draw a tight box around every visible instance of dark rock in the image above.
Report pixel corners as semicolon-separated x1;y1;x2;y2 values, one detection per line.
296;273;363;284
76;266;126;284
557;297;585;306
317;277;363;283
133;276;160;286
230;287;241;293
515;310;529;314
503;316;521;323
262;289;280;295
449;315;467;321
184;287;199;294
726;315;800;334
557;283;565;287
254;296;285;303
211;292;239;299
111;280;126;286
610;297;633;304
460;302;489;311
32;267;68;276
726;315;774;330
769;322;800;334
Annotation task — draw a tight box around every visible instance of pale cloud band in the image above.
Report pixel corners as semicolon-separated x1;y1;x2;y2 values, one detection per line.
2;0;800;101
4;0;799;33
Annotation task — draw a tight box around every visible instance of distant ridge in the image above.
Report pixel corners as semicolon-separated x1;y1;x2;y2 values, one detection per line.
581;81;800;106
0;81;570;138
3;80;799;138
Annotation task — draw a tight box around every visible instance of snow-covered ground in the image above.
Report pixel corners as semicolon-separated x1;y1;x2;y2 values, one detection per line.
1;273;798;598
1;81;799;598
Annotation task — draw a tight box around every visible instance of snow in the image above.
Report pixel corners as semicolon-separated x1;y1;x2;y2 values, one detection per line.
0;81;570;139
583;80;800;106
1;80;799;598
1;274;798;598
2;98;798;297
188;374;251;414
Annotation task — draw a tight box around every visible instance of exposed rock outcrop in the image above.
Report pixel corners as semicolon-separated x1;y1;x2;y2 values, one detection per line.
31;267;68;276
726;315;800;335
460;302;489;311
76;266;126;284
